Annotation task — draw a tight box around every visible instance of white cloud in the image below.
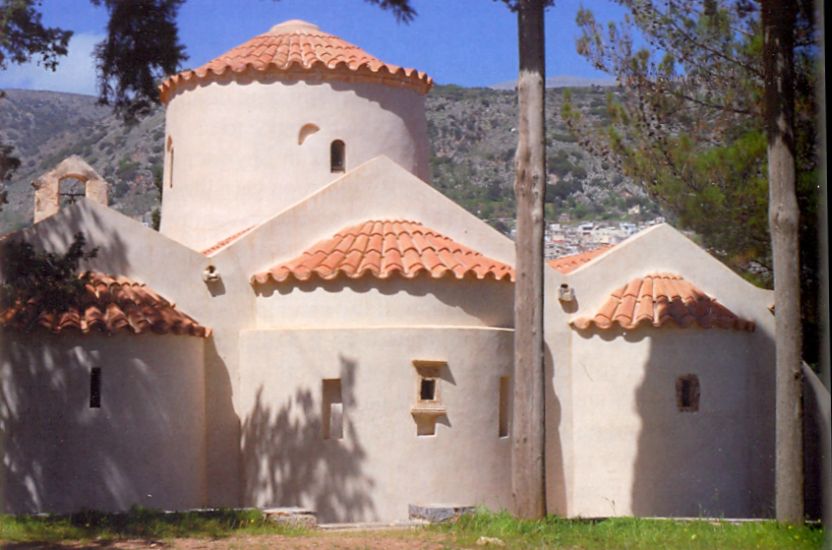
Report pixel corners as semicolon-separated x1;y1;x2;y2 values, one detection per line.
0;33;103;96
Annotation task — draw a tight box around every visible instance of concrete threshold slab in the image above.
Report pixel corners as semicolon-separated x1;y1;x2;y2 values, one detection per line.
318;520;429;532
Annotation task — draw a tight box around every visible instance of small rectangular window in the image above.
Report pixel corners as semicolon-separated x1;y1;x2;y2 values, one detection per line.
676;374;700;412
90;367;101;408
420;378;437;401
322;379;343;440
499;376;510;437
411;359;447;437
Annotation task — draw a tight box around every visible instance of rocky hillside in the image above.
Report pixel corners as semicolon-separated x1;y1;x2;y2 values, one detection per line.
0;85;658;234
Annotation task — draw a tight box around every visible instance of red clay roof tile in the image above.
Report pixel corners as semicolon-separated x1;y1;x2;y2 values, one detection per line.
571;273;755;332
160;19;432;103
251;220;515;285
548;245;613;274
0;273;210;337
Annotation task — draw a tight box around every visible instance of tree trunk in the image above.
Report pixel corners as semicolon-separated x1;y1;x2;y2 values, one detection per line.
762;0;803;524
512;0;546;519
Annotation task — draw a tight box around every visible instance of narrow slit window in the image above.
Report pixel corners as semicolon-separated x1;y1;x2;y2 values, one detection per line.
166;136;175;188
169;147;175;188
322;379;343;440
90;367;101;408
499;376;510;437
676;374;700;412
330;140;345;173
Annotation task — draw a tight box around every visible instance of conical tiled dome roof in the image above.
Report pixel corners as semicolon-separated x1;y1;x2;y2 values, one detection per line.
160;19;432;102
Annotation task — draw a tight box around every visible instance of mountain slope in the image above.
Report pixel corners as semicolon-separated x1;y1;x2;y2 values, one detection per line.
0;85;658;234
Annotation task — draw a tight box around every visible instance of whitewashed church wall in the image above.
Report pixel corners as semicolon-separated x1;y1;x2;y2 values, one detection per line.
0;331;206;514
253;276;514;329
566;327;771;518
161;78;429;251
238;326;513;523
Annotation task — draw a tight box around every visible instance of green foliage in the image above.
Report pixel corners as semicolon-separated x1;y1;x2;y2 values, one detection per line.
92;0;187;122
566;0;821;361
0;134;19;183
1;0;72;193
0;232;98;319
431;509;824;550
0;0;72;70
0;507;306;543
360;0;417;22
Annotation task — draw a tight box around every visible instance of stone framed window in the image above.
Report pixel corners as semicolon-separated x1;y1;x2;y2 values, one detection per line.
676;374;700;412
411;359;447;436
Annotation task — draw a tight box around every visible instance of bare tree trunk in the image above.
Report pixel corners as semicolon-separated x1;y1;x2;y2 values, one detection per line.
512;0;546;519
762;0;803;524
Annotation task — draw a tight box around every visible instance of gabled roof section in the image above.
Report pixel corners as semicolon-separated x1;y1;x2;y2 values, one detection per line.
548;245;614;274
201;225;257;256
1;273;210;337
571;273;755;332
251;220;515;285
160;19;432;103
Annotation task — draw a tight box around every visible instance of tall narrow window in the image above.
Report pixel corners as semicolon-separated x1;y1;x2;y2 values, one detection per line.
90;367;101;408
330;140;345;173
166;136;175;188
322;379;343;440
676;374;700;412
498;376;510;437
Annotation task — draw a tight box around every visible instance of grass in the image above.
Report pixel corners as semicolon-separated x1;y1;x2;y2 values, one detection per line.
0;507;306;543
1;507;825;548
430;509;826;550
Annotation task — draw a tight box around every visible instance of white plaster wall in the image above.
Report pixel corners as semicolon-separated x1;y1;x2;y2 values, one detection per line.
544;223;776;518
0;331;206;513
569;327;761;518
4;200;252;507
543;266;572;516
238;327;513;522
161;77;429;250
222;157;515;275
254;276;513;329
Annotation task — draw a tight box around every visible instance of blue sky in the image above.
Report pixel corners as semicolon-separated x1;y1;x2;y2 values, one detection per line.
0;0;627;95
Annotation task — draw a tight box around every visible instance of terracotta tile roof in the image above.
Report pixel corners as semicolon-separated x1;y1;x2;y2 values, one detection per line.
571;273;755;331
252;220;515;285
201;225;256;256
160;19;432;102
548;245;613;274
0;273;210;337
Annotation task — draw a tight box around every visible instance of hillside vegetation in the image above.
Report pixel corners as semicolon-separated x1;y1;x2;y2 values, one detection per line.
0;85;659;234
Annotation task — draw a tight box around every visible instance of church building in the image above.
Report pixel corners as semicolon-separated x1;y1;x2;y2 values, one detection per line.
0;20;776;522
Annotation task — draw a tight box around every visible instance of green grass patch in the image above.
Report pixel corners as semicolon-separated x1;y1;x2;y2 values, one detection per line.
0;507;307;543
431;509;825;549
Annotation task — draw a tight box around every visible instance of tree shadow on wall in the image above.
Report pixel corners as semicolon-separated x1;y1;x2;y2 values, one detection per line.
241;356;375;523
1;331;200;514
628;327;775;518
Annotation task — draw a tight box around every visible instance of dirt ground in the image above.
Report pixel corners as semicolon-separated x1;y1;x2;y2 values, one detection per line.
1;529;458;550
